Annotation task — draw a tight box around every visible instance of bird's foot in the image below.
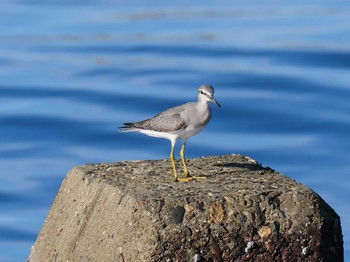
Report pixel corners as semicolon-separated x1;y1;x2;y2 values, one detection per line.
174;175;206;182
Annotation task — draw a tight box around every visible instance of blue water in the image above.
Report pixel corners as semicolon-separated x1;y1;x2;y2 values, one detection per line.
1;1;350;261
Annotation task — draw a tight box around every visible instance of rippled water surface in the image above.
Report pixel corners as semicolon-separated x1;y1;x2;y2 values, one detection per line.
1;1;350;261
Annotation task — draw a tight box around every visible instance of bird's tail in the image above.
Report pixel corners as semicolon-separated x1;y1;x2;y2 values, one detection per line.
118;122;141;132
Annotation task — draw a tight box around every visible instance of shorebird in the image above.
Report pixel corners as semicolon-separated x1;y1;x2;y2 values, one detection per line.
119;84;221;182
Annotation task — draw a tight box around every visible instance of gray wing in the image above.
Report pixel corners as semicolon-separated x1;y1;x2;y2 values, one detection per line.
122;103;191;133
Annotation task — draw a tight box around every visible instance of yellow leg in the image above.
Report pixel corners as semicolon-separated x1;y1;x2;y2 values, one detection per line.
175;143;206;182
170;145;179;182
180;143;189;177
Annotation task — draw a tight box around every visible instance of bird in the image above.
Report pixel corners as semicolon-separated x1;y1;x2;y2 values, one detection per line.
119;84;221;182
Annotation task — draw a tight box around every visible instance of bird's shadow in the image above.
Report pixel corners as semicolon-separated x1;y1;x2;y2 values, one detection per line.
213;162;274;172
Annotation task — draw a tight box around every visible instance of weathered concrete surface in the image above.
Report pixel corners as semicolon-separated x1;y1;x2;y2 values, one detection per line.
28;154;343;262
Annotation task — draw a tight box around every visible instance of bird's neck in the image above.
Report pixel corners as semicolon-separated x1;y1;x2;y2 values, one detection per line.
197;95;210;105
197;99;211;110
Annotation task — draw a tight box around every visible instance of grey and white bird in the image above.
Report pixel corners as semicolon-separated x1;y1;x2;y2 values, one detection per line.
119;84;221;182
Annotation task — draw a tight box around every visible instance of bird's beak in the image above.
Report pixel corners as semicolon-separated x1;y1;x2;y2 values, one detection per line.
210;95;221;108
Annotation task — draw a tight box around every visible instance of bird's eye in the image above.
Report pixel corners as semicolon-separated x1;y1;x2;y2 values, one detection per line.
200;90;204;94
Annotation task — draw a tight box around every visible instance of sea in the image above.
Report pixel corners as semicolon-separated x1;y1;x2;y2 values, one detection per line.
0;0;349;261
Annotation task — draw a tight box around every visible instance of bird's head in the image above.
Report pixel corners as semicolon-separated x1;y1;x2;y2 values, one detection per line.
198;84;221;108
